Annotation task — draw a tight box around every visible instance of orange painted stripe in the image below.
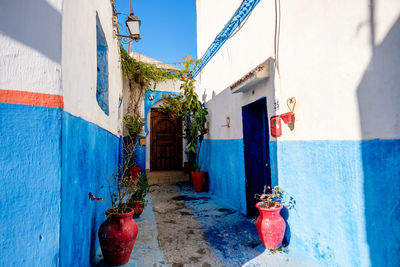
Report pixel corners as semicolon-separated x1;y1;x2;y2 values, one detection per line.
0;89;63;109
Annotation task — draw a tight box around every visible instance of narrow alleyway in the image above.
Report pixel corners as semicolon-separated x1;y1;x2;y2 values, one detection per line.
96;182;319;267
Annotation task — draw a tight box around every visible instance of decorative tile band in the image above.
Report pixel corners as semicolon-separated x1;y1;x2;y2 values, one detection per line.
193;0;261;77
0;89;63;109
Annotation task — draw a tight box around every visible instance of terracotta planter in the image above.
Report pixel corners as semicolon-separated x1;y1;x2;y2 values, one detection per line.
98;207;138;266
127;200;144;218
129;166;141;183
191;171;207;192
255;202;286;249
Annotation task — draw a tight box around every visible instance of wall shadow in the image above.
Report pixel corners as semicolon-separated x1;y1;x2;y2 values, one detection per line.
0;0;61;63
357;4;400;266
280;206;291;247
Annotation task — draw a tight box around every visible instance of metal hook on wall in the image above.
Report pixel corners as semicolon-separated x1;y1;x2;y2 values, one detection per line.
221;117;231;128
287;97;296;114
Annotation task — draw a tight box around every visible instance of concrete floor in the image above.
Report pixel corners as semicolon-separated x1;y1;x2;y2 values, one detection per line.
98;183;319;267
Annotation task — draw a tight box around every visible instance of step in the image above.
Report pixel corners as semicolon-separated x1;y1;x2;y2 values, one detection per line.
146;170;189;185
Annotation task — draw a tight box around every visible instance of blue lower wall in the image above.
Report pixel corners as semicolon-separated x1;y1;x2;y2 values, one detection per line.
60;112;120;266
200;138;400;266
275;140;400;267
0;103;62;266
199;139;247;214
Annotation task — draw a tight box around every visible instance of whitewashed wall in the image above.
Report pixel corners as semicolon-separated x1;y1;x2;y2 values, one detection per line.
0;0;63;94
62;0;123;135
196;0;400;141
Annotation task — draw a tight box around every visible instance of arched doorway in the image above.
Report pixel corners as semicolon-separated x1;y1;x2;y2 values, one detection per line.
150;109;183;170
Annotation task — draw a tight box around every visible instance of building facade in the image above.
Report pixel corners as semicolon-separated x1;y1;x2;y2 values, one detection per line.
195;0;400;266
0;0;123;265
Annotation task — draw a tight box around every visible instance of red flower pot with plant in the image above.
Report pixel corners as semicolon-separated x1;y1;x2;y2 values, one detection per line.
127;173;150;218
254;185;294;249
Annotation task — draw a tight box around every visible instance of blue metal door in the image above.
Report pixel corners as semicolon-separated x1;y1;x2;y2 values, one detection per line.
242;97;271;216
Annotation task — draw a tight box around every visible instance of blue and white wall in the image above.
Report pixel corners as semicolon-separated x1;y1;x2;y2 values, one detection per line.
61;0;123;266
196;0;400;266
0;1;63;265
0;0;123;266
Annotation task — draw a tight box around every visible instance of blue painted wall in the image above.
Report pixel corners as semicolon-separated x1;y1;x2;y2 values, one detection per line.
96;14;109;115
200;138;400;266
199;139;247;214
135;139;146;173
275;140;400;267
0;103;62;266
144;90;179;133
60;112;120;266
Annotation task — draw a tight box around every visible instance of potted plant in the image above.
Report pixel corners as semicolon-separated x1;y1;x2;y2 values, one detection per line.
161;56;208;192
254;185;292;249
123;114;145;182
126;173;151;218
89;172;138;266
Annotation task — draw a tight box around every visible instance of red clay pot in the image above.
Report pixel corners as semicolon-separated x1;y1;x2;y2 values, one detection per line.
98;207;138;266
127;201;144;218
129;166;141;183
191;171;206;192
255;202;286;249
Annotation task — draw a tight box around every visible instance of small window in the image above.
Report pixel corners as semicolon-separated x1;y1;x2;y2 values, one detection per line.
96;14;109;115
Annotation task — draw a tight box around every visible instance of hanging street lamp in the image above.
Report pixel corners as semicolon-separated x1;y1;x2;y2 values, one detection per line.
125;13;141;41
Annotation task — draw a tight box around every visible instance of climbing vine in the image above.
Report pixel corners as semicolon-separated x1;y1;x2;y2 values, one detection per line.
120;46;180;117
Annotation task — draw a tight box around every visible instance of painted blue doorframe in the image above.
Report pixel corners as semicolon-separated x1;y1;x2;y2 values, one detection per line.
242;97;271;216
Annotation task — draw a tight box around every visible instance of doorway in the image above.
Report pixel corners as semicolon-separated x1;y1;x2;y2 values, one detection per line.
150;109;183;170
242;98;271;216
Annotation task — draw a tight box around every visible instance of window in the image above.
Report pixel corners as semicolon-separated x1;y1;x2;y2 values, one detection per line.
96;14;109;115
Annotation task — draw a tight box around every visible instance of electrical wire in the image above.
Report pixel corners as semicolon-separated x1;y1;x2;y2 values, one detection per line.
274;0;281;77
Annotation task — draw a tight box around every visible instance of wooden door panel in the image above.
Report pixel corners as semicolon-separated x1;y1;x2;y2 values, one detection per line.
150;109;182;170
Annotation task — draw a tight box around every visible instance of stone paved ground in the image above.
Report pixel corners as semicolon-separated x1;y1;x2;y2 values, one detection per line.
151;184;222;267
98;182;319;267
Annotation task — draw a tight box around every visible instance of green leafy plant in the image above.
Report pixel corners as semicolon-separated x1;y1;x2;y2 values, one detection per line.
127;173;151;208
160;56;208;171
89;169;138;214
120;46;180;117
255;185;296;210
122;115;144;168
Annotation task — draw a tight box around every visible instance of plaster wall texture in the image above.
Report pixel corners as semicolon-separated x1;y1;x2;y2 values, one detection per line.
0;1;123;266
196;1;400;266
0;0;62;95
196;0;400;141
60;112;120;267
62;0;123;136
0;103;62;266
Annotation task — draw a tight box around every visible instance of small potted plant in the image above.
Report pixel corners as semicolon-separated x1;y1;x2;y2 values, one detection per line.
161;56;208;192
127;173;151;218
123;115;145;182
254;185;294;250
89;172;138;266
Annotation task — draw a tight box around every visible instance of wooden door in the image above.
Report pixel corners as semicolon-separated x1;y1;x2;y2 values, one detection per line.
150;109;183;170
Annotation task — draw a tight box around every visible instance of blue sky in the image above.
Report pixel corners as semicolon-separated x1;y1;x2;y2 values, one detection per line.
115;0;197;67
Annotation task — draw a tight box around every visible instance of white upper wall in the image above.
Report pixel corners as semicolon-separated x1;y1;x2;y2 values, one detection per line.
62;0;123;136
0;0;63;95
196;0;400;141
